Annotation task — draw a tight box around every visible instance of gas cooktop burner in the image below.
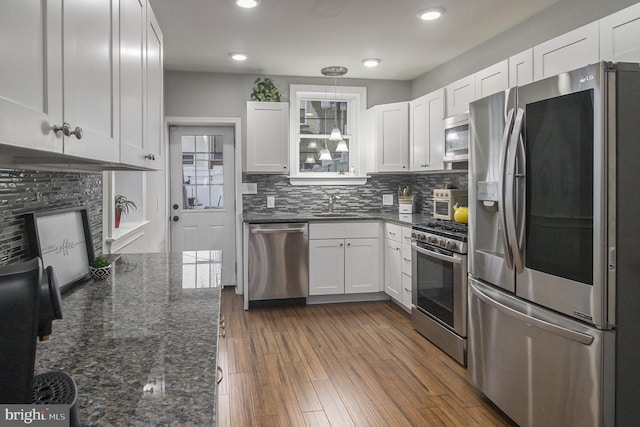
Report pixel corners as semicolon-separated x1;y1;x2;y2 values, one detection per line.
413;220;468;236
412;220;468;253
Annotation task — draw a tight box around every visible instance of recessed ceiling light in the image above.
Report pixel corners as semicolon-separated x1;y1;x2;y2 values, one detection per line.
417;7;444;21
236;0;261;8
229;52;248;61
362;58;381;68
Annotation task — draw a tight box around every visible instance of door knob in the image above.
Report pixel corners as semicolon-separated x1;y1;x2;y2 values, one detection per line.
172;204;179;210
172;216;179;222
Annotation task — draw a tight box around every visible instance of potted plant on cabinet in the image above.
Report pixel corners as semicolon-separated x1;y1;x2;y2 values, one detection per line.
250;77;281;102
114;194;137;229
89;256;111;281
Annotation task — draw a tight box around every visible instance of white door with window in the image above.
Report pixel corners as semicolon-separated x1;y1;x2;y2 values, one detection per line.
169;126;236;286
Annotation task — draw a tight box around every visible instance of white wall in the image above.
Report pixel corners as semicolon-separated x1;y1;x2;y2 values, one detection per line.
411;0;640;98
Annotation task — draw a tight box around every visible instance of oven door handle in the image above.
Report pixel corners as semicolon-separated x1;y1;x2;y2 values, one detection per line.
412;244;462;264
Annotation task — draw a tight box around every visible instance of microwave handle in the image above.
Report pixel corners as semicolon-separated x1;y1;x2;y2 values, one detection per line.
498;108;515;270
505;108;525;274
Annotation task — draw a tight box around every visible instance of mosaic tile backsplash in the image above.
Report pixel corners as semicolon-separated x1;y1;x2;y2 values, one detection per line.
242;172;468;215
0;169;103;265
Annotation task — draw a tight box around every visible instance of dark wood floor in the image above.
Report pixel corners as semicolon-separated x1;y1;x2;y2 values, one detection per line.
217;287;515;426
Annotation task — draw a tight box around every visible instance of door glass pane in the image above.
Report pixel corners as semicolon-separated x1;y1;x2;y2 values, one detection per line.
181;134;224;210
299;137;349;173
415;250;454;327
525;90;594;285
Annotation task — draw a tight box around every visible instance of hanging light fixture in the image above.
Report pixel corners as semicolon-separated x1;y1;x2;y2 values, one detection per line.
321;66;348;141
304;153;316;164
307;140;317;150
318;146;332;161
335;139;349;152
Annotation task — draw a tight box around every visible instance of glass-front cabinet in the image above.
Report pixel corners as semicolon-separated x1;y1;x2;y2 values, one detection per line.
289;85;367;185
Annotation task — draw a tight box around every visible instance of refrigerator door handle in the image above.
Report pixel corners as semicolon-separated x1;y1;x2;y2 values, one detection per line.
470;281;595;345
498;108;515;270
505;108;525;274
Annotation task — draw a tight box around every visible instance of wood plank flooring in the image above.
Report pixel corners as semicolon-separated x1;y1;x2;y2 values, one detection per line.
217;287;515;426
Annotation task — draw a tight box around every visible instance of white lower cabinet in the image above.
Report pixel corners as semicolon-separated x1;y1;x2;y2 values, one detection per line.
309;222;381;296
400;226;413;310
384;222;402;302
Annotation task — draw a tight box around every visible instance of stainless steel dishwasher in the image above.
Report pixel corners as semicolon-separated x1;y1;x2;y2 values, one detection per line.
248;223;309;306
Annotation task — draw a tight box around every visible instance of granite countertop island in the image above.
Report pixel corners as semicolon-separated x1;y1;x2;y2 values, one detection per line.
35;252;222;426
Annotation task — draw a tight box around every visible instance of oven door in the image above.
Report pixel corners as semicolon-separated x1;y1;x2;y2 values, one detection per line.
412;242;467;337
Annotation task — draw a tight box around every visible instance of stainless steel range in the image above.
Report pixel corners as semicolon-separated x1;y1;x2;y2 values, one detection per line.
411;220;468;365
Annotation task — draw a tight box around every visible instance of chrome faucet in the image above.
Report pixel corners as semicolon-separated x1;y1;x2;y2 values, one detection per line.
328;194;340;213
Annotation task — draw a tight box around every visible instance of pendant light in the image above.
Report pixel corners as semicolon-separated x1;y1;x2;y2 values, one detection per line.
304;153;316;164
318;145;332;161
335;139;349;152
321;66;348;141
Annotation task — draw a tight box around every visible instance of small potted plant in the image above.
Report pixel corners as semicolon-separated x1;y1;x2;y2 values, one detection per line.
114;194;137;228
250;77;281;102
89;256;111;281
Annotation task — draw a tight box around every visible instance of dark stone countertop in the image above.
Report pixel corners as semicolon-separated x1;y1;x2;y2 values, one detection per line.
242;211;433;227
35;252;222;426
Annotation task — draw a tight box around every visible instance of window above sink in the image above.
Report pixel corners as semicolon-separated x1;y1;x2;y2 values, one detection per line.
289;84;368;185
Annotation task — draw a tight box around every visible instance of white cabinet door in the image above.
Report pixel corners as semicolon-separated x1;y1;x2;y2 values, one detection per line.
446;75;475;116
0;1;63;153
119;0;146;168
475;60;509;99
384;238;402;301
145;5;164;168
246;101;289;172
600;2;640;62
63;0;120;162
409;89;444;171
533;22;599;81
345;238;380;294
309;239;345;295
376;102;409;172
509;49;534;87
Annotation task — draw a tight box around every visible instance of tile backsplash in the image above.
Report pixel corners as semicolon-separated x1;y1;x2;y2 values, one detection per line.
242;172;468;215
0;169;103;265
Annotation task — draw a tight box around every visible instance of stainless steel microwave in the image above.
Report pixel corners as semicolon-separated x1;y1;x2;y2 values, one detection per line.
443;114;469;162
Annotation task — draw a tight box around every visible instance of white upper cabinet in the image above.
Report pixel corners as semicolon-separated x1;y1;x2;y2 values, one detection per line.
533;22;600;81
475;60;509;99
120;0;163;169
63;0;120;162
446;74;475;116
375;102;409;172
509;49;534;87
145;4;164;167
409;89;444;171
0;1;62;154
600;2;640;62
119;0;146;167
246;101;289;173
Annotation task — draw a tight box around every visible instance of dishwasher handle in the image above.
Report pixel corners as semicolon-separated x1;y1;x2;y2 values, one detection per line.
250;226;307;235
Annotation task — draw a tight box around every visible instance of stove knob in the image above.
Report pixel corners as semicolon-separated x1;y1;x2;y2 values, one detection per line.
438;239;446;246
411;232;417;239
427;236;436;244
446;241;457;250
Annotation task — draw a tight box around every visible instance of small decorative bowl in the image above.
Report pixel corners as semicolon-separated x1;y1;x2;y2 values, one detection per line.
89;264;112;281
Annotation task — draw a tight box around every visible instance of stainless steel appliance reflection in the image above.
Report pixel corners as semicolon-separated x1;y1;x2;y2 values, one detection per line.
411;220;468;365
468;62;640;426
248;223;309;307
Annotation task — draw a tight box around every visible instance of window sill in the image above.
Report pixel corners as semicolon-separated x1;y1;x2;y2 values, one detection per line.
105;220;149;253
288;175;370;186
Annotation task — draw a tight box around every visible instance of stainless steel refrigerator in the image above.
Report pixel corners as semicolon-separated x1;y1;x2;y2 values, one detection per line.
468;62;640;427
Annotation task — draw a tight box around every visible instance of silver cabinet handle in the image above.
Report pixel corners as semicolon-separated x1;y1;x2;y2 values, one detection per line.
404;288;412;292
144;153;156;160
403;257;411;262
53;122;83;139
216;366;223;385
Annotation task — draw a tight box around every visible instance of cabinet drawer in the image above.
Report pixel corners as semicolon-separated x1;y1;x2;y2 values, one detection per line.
401;243;412;276
310;221;380;239
384;222;402;243
401;226;413;245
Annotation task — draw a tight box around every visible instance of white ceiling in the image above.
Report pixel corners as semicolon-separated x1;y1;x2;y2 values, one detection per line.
149;0;560;81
